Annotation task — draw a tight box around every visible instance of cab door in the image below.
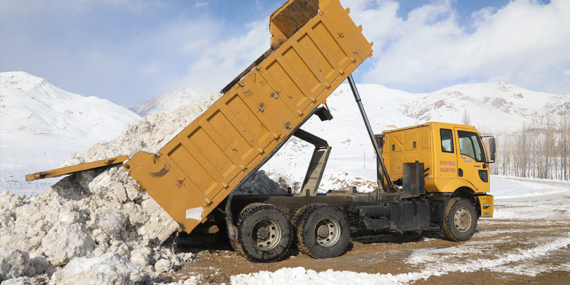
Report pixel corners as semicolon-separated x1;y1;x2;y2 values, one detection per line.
454;128;490;193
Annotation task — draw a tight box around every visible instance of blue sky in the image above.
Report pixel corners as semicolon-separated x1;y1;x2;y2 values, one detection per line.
1;0;567;108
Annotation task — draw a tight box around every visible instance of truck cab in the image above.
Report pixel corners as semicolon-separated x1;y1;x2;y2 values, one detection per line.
379;122;495;221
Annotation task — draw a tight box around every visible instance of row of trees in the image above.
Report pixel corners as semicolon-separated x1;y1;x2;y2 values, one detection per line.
487;112;570;180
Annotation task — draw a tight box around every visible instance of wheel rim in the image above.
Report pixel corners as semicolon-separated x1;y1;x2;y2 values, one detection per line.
314;217;341;247
454;207;472;232
251;219;282;251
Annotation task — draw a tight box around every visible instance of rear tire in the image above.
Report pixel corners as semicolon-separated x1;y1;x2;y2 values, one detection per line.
441;197;477;241
232;203;292;262
296;205;350;259
292;204;320;228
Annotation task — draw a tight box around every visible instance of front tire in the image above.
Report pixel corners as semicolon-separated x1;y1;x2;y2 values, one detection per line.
441;197;477;241
232;203;292;262
296;204;350;259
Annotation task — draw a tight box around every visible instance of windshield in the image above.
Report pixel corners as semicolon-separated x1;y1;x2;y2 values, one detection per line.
458;131;486;162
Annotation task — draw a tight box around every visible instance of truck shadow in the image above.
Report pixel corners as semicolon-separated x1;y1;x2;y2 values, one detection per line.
169;231;356;261
351;228;481;245
167;226;466;260
167;231;233;253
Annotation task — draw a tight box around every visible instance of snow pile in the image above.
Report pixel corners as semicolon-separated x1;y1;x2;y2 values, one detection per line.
0;247;34;281
237;170;286;195
0;91;290;283
0;100;211;278
231;267;403;285
60;93;222;165
49;252;150;285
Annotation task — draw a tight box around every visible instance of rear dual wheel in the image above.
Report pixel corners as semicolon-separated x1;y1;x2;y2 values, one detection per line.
231;203;292;263
296;204;350;259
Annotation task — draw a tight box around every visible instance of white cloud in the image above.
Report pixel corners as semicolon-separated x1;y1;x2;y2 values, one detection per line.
139;62;160;74
175;19;271;93
170;0;570;96
1;0;224;106
2;0;163;15
181;39;210;52
193;2;209;8
471;7;496;27
344;0;570;94
4;0;568;108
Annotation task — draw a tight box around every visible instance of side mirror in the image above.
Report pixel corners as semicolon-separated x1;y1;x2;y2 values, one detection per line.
489;137;496;162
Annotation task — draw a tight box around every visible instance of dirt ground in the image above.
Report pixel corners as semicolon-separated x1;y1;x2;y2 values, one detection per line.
162;180;570;284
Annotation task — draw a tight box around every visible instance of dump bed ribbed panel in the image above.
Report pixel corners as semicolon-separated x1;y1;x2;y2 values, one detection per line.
125;0;373;233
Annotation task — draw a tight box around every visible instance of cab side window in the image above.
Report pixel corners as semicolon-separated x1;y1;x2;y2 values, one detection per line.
440;129;454;153
458;131;485;162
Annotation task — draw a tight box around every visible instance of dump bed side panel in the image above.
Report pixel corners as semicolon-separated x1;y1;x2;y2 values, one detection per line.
126;0;373;233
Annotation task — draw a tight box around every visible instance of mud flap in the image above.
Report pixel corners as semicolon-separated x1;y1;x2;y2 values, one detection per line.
389;201;430;232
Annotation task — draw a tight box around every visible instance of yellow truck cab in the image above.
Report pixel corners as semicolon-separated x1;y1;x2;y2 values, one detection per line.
380;122;495;222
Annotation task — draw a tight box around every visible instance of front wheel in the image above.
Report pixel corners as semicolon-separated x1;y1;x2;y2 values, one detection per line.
296;204;350;259
232;203;292;262
441;197;478;241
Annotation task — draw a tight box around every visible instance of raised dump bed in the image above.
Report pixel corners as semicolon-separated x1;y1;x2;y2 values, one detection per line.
27;0;373;235
124;0;373;233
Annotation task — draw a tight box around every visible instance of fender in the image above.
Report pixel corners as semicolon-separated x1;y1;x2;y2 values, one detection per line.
435;178;476;194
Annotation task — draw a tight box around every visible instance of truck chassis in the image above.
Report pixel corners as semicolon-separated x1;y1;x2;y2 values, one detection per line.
200;75;481;262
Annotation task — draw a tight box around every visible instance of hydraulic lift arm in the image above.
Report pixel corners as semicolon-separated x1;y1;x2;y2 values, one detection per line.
347;75;393;191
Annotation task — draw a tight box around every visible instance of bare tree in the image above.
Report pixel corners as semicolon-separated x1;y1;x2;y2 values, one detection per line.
462;109;470;126
490;110;569;181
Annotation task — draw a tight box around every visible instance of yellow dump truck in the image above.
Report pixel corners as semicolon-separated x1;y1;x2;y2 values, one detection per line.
26;0;495;262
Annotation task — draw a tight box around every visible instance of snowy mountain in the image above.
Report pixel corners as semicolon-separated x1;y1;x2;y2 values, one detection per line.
321;81;569;133
399;81;570;131
0;71;141;191
260;82;570;191
129;87;208;116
